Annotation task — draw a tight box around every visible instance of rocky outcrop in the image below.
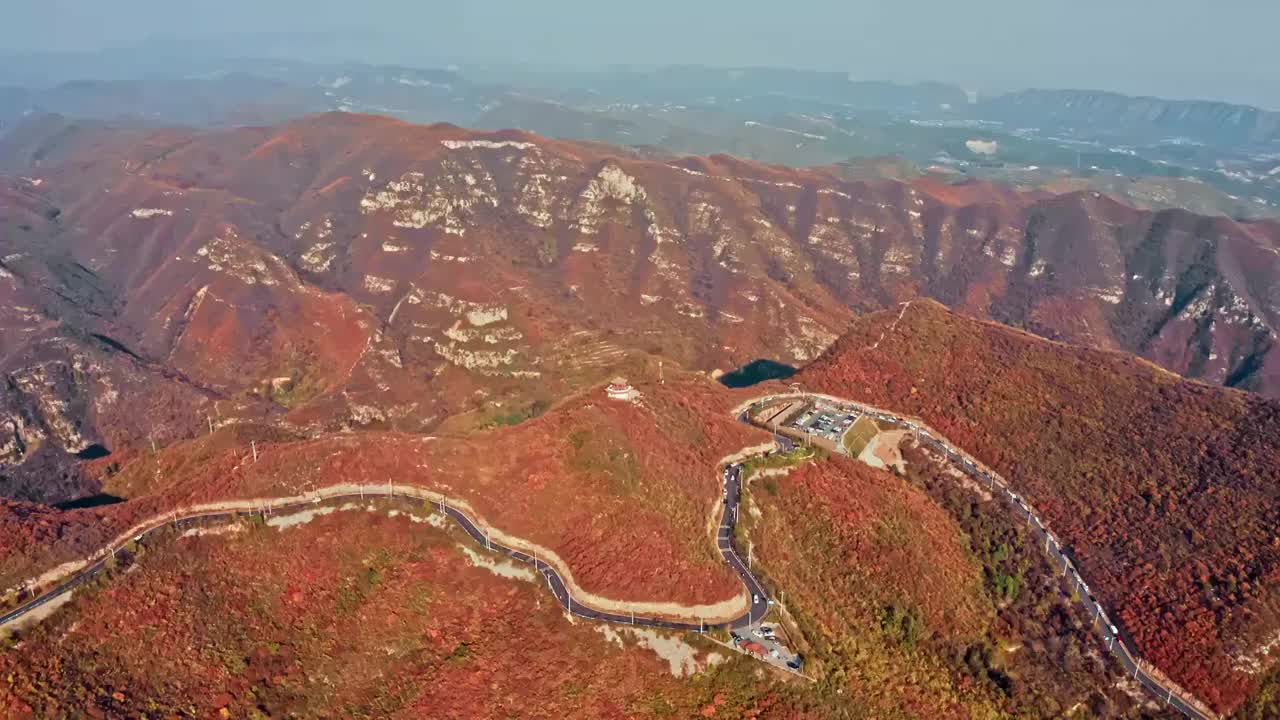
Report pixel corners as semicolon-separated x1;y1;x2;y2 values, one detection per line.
0;114;1278;503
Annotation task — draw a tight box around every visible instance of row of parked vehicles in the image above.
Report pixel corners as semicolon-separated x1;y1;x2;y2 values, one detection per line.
865;408;1129;650
730;625;805;670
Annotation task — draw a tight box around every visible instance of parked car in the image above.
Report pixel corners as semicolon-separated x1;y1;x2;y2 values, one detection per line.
786;654;805;670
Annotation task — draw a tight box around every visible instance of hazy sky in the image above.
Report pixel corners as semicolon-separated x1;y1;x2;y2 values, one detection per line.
7;0;1280;107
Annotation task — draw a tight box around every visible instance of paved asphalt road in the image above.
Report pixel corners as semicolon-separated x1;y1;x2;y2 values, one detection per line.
437;478;769;632
4;468;773;636
2;397;1213;718
742;395;1211;720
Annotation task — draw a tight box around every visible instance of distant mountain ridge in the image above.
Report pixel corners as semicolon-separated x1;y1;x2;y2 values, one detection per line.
0;112;1277;503
4;47;1278;149
980;88;1280;146
518;65;973;115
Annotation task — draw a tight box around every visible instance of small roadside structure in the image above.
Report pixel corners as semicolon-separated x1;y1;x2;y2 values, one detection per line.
842;415;880;456
606;377;638;402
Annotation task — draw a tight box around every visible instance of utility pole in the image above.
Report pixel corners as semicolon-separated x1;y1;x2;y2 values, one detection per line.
251;441;257;463
659;360;664;384
207;415;214;434
748;541;752;569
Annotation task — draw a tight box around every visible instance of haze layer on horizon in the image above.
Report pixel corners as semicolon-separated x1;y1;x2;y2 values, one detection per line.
6;0;1278;108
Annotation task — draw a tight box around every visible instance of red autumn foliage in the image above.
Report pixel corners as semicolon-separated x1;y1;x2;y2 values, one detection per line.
2;379;766;611
796;300;1280;714
1;509;787;718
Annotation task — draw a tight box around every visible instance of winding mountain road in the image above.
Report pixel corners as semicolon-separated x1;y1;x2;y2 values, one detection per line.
437;465;769;631
2;469;770;635
738;393;1214;720
2;393;1215;718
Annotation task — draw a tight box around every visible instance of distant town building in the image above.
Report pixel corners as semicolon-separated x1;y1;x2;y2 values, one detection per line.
606;377;638;402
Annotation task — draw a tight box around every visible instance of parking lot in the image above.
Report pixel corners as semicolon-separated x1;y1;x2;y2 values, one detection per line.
786;403;860;445
730;623;804;671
